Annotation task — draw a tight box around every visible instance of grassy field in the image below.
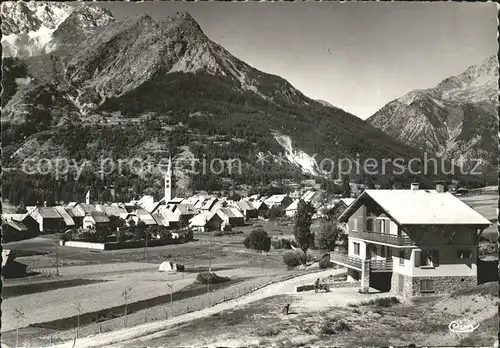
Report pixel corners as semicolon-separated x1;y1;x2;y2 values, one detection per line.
459;190;498;241
119;282;499;347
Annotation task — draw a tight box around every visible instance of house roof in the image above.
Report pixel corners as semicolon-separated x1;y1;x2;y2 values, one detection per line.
218;207;244;219
339;189;492;226
4;220;28;232
151;213;169;226
175;204;199;216
200;198;218;210
136;209;157;225
102;205;128;217
54;206;75;226
235;201;255;211
285;199;300;211
339;198;355;206
79;204;98;214
89;211;110;223
37;207;63;219
2;250;12;268
300;190;316;202
66;206;86;218
253;201;268;210
265;194;289;203
2;214;27;222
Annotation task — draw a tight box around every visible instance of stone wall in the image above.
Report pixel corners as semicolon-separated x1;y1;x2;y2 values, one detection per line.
409;276;477;296
390;272;477;297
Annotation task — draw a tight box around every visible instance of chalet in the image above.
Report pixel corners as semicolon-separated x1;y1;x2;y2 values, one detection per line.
83;211;111;230
332;183;491;297
2;250;27;278
28;207;65;233
151;213;169;227
265;194;293;208
285;199;301;218
102;205;128;219
189;211;224;232
2;214;39;242
157;206;181;229
64;206;85;227
216;208;245;227
235;201;258;220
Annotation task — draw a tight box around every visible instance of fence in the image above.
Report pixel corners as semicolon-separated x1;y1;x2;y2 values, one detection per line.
15;268;331;347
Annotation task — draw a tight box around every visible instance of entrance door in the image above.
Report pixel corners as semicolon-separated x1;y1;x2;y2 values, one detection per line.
398;274;404;295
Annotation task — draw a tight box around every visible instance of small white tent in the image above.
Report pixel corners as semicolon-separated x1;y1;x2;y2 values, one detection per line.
158;261;184;272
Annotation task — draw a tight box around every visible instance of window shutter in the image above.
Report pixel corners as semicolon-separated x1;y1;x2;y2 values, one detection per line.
384;220;390;234
432;250;439;266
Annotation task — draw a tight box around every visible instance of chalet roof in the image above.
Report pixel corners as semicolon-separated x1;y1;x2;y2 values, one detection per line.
65;206;86;218
189;211;215;227
54;206;75;226
89;211;110;223
253;201;269;210
2;214;27;222
200;198;218;210
37;207;63;219
339;189;491;226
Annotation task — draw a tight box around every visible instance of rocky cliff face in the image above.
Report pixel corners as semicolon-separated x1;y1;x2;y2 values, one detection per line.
368;56;498;177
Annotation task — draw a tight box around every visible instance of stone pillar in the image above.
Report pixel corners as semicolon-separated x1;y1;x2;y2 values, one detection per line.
360;260;370;292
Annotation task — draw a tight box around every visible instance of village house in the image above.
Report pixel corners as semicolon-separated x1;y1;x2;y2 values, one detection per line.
234;201;258;220
328;198;356;220
216;207;245;228
28;206;65;233
264;194;293;208
200;197;219;211
252;200;269;217
54;206;76;230
172;204;200;224
189;211;224;232
331;183;491;297
83;211;111;231
285;199;301;218
300;190;317;203
136;209;157;225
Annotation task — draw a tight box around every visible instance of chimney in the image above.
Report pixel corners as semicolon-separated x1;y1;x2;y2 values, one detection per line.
435;182;445;193
410;183;419;191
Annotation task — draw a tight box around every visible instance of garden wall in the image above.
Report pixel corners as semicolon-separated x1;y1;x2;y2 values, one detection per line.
62;239;180;250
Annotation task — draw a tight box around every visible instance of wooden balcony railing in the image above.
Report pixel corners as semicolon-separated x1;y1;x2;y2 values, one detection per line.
330;252;363;270
369;259;393;272
350;230;414;246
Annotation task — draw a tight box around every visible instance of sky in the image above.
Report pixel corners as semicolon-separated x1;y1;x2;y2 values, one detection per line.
95;2;497;119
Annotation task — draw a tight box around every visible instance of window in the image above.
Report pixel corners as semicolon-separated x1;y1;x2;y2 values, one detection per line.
420;249;439;267
457;250;472;259
353;242;360;256
420;279;434;293
353;218;358;231
381;246;386;258
366;219;373;232
399;250;405;265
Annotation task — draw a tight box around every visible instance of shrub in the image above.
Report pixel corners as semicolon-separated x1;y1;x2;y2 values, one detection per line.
196;272;231;285
271;238;294;250
314;221;346;251
319;319;351;336
361;296;400;307
283;250;306;268
318;258;333;270
243;229;271;252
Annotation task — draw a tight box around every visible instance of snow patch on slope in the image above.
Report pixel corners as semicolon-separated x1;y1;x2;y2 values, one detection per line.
273;132;318;175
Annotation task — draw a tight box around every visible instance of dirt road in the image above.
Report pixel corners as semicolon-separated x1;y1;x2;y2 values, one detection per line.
49;269;347;348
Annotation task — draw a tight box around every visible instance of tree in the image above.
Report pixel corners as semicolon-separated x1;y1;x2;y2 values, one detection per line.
243;229;271;252
314;220;346;251
293;200;315;253
342;175;351;198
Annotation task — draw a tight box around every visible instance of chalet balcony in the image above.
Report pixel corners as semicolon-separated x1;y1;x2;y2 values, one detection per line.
330;252;393;273
350;230;414;246
330;252;363;271
369;259;393;273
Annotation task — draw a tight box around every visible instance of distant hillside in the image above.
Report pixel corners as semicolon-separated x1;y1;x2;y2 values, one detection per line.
368;56;499;184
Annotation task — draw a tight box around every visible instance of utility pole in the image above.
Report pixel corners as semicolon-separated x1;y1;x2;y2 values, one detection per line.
208;231;212;272
55;243;60;276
